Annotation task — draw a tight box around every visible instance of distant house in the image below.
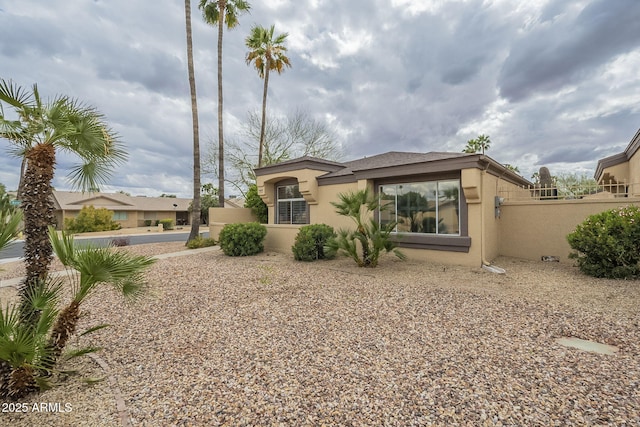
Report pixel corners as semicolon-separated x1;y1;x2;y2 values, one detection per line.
224;196;246;209
594;128;640;197
52;191;192;229
244;151;531;267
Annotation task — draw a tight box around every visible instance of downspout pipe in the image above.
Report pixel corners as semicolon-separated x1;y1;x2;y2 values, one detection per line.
479;156;506;274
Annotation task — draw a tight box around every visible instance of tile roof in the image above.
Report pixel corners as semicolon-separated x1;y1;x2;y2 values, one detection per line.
52;191;192;211
319;152;476;178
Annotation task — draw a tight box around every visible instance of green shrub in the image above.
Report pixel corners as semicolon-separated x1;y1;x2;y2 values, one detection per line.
244;184;268;223
64;206;121;233
186;236;217;249
567;205;640;278
144;220;152;227
159;218;174;230
292;224;336;261
326;188;405;267
218;222;267;256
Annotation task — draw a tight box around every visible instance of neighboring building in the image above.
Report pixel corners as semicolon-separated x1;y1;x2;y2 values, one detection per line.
224;196;246;209
250;152;531;267
594;128;640;196
52;191;192;229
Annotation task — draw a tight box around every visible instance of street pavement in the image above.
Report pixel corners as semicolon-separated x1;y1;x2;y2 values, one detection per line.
0;226;210;262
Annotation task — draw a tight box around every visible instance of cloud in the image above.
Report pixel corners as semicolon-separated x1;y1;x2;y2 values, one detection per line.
0;0;639;197
498;0;640;101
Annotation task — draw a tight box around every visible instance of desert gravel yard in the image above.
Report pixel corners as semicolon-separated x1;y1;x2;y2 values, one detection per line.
2;243;640;426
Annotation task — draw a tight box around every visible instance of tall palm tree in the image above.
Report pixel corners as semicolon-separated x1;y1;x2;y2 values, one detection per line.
245;24;291;168
0;79;126;318
463;134;491;155
185;0;202;243
199;0;251;207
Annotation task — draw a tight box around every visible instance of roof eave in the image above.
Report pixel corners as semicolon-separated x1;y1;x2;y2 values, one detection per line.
254;157;345;176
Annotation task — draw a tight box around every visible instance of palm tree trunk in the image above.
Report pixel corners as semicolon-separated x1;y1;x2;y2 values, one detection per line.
7;366;37;400
0;360;12;399
17;158;27;200
258;63;270;168
19;143;55;323
217;1;225;207
43;300;81;372
185;0;201;243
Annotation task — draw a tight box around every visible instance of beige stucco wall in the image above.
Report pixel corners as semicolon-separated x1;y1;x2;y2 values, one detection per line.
629;150;640;196
313;182;359;230
461;168;483;266
115;212;140;229
499;198;640;262
208;223;299;254
262;224;301;252
209;207;257;224
481;172;501;263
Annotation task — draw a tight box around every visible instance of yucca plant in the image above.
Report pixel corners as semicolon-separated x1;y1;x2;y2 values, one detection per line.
327;188;405;267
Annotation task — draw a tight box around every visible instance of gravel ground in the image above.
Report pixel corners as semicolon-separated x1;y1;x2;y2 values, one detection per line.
1;243;639;426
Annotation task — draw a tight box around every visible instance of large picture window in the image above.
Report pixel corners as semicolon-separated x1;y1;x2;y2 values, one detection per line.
276;184;308;224
379;179;460;235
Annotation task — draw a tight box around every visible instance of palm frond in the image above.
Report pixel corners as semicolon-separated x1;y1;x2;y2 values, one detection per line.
0;79;34;108
79;323;110;337
82;376;106;385
0;202;22;252
34;375;54;391
63;346;102;360
48;226;76;267
72;246;156;304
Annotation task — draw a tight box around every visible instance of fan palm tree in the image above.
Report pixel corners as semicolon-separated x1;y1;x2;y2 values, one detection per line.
199;0;251;207
184;0;202;243
327;188;405;267
0;227;156;399
0;79;126;322
245;24;291;167
45;226;155;368
463;134;491;155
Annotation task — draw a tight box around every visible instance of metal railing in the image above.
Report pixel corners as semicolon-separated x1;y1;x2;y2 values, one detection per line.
498;180;640;201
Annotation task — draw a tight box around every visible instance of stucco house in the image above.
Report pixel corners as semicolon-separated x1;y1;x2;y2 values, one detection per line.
209;129;640;269
594;128;640;196
52;191;192;229
246;151;531;267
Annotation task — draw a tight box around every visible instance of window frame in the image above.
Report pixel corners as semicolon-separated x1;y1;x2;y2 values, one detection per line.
275;181;309;225
375;173;471;252
112;211;128;220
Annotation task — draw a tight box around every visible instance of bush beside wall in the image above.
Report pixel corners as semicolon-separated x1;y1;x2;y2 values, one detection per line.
292;224;336;261
159;218;174;230
567;205;640;279
64;205;121;233
218;222;267;256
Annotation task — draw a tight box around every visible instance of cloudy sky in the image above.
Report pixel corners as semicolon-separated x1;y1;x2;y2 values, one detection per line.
1;0;639;197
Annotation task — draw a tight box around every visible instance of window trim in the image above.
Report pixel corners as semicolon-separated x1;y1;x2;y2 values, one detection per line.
376;173;470;252
275;181;309;225
112;211;128;220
